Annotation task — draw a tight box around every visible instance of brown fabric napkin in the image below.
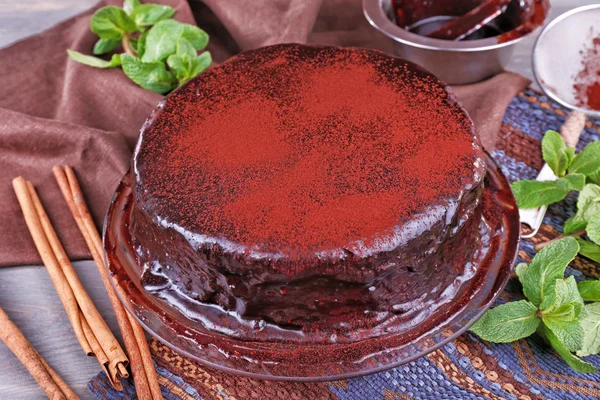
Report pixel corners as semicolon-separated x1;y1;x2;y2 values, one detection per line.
0;0;530;267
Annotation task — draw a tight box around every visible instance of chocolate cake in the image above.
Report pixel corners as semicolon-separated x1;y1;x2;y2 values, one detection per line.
129;44;487;344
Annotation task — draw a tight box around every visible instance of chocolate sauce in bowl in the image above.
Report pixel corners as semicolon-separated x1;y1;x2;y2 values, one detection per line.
393;0;550;43
408;15;503;40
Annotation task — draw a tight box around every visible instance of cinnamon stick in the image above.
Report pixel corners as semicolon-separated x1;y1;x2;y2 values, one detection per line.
26;181;128;389
0;306;78;400
38;355;79;400
12;177;128;391
53;165;162;399
12;177;91;356
128;312;163;400
81;315;114;389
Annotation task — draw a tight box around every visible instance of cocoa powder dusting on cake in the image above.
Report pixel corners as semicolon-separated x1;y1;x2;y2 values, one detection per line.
136;45;482;256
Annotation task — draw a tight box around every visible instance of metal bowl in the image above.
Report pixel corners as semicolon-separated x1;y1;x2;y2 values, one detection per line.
363;0;550;84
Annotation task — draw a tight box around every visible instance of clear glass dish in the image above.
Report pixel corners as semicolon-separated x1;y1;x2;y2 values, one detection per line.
104;153;519;381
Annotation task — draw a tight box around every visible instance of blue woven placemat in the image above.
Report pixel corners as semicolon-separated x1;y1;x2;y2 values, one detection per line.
90;89;600;399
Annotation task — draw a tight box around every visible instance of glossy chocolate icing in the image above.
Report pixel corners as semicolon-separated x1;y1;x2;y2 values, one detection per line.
129;44;486;343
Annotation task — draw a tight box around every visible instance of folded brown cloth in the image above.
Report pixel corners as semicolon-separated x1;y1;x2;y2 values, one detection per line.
0;0;530;267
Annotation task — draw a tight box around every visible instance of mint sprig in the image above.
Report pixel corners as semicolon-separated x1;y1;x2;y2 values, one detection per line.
67;0;211;93
511;130;600;209
513;129;600;264
489;124;600;372
470;237;600;373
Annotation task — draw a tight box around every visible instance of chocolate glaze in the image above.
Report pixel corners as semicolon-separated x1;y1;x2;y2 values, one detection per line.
129;44;486;345
104;153;519;379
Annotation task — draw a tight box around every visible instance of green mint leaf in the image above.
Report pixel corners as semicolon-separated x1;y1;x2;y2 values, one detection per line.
168;51;212;85
92;38;121;55
166;54;189;81
108;53;122;67
136;30;149;59
588;170;600;186
520;237;579;306
67;50;121;69
176;39;197;58
577;302;600;357
543;317;584;352
515;262;528;279
557;173;586;192
511;175;584;209
90;6;137;40
469;300;540;343
577;238;600;264
131;4;175;27
578;279;600;302
565;184;600;235
123;0;141;15
564;216;588;235
570;141;600;176
142;20;209;63
542;130;569;177
120;54;175;94
130;37;138;52
188;52;211;78
586;213;600;245
564;182;600;234
579;184;600;212
566;147;576;168
511;180;568;209
542;325;598;373
540;276;584;321
179;24;209;51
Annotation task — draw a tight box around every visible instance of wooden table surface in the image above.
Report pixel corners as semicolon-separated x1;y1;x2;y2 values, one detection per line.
0;0;598;399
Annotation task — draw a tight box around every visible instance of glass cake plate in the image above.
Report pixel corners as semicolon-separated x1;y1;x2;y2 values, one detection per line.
103;153;519;382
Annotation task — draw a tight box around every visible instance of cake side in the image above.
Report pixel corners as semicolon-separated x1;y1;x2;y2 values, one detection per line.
130;44;486;342
131;179;486;342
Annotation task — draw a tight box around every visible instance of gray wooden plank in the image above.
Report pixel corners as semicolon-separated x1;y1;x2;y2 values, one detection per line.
0;261;120;400
0;0;96;49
